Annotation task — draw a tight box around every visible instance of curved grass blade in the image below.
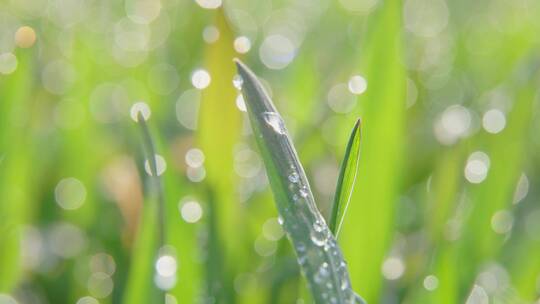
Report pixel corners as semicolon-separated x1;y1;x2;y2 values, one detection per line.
123;112;166;304
136;113;166;246
235;59;365;304
329;119;361;237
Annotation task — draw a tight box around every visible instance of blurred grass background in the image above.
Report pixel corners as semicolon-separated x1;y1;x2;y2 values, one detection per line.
1;0;540;303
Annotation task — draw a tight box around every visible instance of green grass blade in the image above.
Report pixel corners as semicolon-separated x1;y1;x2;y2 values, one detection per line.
340;0;406;301
0;49;34;292
196;11;244;302
329;119;361;237
136;113;165;247
123;112;166;304
235;59;365;304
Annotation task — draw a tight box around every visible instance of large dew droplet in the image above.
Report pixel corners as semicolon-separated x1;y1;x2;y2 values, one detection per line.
262;112;286;135
310;228;328;247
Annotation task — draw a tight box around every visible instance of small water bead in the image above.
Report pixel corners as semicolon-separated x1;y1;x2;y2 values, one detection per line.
191;69;211;89
313;220;324;232
323;242;332;252
338;263;350;290
130;102;151;122
288;172;299;183
185;148;205;168
348;75;367;95
155;255;177;277
144;154;167;176
262;112;286;135
0;53;18;75
299;187;308;198
234;36;251;54
232;74;243;90
235;94;246;112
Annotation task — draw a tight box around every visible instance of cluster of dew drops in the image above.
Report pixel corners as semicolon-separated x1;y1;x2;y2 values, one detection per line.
232;73;362;304
232;73;288;135
286;170;361;303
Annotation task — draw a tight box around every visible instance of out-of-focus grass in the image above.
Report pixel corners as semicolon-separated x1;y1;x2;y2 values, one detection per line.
340;0;406;302
1;0;540;303
0;49;34;292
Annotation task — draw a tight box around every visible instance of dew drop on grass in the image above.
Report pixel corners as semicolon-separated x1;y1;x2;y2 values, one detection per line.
155;255;177;277
144;154;167;176
130;101;151;122
232;74;243;90
288;172;299;183
236;94;247;112
299;187;308;198
191;69;211;89
313;220;324;232
262;112;286;134
348;75;367;95
234;36;251;54
310;228;328;247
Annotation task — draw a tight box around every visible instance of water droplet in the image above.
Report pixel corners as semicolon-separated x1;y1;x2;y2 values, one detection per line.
144;154;167;176
130;102;151;122
277;216;284;225
232;74;243;90
234;36;251;54
155;255;177;277
341;279;349;291
293;194;300;201
339;268;350;290
310;229;327;247
299;187;308;198
236;94;246;112
313;220;324;232
191;69;211;89
323;242;331;252
262;112;286;134
348;75;367;95
288;172;299;183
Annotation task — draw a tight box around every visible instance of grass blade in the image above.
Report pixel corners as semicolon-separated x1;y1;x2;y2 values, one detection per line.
235;59;365;304
196;11;244;302
123;111;166;304
329;119;361;237
340;0;406;301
